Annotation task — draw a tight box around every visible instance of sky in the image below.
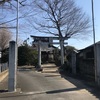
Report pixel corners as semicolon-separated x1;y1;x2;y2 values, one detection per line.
68;0;100;49
0;0;100;50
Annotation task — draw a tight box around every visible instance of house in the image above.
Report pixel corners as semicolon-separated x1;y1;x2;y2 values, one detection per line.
76;41;100;81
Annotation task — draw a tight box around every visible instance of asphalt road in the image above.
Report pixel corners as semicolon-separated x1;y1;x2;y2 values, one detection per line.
0;64;99;100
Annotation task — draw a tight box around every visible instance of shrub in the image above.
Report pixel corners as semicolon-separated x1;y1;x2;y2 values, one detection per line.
18;45;38;66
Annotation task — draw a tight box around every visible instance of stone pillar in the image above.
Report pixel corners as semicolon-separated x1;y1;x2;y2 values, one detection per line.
8;41;17;92
95;43;100;86
38;41;41;68
71;51;76;74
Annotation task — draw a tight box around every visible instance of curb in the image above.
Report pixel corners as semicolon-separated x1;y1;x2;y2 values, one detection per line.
0;90;46;98
0;88;21;98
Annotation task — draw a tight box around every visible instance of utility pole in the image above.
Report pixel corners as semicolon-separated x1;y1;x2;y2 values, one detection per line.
91;0;97;83
16;0;19;43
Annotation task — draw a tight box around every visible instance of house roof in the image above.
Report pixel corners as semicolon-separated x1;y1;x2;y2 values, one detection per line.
79;41;100;52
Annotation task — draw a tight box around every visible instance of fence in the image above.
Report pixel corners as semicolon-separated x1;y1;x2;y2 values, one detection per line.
0;62;8;72
76;58;95;79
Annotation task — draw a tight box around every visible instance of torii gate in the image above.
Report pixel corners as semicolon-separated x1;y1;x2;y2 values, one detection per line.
31;36;68;70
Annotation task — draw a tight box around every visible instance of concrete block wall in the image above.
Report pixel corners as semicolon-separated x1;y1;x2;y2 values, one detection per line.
96;43;100;85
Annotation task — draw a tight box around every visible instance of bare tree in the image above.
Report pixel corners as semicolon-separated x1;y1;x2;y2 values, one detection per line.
0;25;12;51
0;0;11;5
32;0;91;65
0;0;35;30
0;0;26;7
0;25;12;64
34;0;90;37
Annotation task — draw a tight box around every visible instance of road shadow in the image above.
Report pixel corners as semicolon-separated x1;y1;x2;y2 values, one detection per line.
46;87;82;94
0;90;8;93
45;74;61;77
59;71;100;99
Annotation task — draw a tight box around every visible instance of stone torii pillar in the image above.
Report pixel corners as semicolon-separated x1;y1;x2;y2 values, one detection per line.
37;40;42;71
8;41;17;92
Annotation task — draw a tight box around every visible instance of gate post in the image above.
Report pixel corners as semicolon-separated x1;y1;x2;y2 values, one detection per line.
8;41;17;92
38;40;41;67
71;51;76;74
60;40;64;66
37;40;43;71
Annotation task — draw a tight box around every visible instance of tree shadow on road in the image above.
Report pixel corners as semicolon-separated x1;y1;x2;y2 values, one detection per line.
59;71;100;99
